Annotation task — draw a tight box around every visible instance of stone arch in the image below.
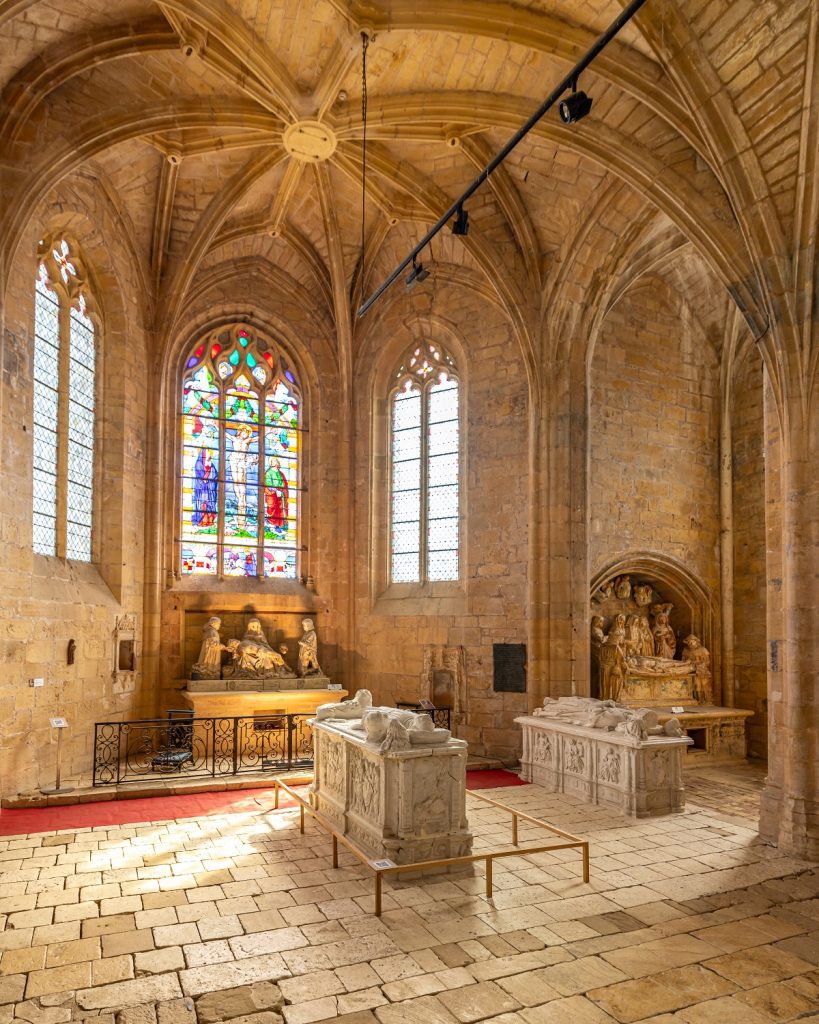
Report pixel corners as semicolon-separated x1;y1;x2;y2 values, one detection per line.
590;551;719;702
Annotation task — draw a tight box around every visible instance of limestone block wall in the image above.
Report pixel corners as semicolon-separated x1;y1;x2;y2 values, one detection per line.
589;277;721;608
731;346;768;757
0;207;149;796
351;290;530;764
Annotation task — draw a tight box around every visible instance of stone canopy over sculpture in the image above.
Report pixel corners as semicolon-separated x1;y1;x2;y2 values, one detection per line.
191;615;328;683
591;574;712;706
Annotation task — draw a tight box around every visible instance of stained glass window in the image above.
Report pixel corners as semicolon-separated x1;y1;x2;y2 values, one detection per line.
32;241;97;561
180;327;300;579
390;341;460;583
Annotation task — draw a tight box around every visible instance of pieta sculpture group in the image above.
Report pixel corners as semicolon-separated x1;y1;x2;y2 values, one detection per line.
192;615;323;680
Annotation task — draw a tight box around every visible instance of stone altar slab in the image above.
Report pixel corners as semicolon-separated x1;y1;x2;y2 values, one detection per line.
517;714;692;818
310;717;473;865
654;706;753;765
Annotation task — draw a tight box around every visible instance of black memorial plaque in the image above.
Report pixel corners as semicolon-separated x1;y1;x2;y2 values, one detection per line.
493;643;527;693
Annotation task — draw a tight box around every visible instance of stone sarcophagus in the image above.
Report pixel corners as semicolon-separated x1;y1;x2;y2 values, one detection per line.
309;710;473;865
517;698;692;817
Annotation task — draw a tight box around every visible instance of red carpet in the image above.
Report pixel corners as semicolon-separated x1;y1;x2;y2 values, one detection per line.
0;770;527;836
465;769;528;790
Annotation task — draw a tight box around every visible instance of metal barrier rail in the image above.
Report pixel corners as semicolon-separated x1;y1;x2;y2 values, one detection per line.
270;777;590;916
92;712;314;786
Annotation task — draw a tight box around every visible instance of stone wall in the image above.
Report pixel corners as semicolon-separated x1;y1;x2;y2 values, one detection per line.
589;276;721;611
0;200;149;796
350;289;530;764
731;345;768;757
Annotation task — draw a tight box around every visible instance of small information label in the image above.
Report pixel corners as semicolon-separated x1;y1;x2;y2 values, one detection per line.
327;683;343;691
49;717;69;729
670;706;686;715
372;859;395;869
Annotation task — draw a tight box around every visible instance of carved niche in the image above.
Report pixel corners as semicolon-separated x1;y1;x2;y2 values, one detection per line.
420;645;466;723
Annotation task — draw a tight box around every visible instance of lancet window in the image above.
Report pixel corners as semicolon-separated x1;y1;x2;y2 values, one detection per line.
180;326;301;579
32;239;97;561
389;340;460;583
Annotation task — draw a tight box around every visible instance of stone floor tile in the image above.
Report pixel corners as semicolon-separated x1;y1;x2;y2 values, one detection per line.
0;945;46;975
45;937;101;967
773;931;819;965
374;994;459;1024
25;960;93;997
538;955;628;996
673;994;775;1024
704;943;815;988
282;997;338;1024
194;980;284;1023
587;964;736;1023
278;969;345;1003
337;988;389;1015
230;928;309;959
496;969;561;1007
733;980;818;1021
335;964;382;993
134;946;185;974
179;953;291;996
601;934;723;979
91;953;135;985
436;980;522;1022
76;972;183;1010
520;994;619;1023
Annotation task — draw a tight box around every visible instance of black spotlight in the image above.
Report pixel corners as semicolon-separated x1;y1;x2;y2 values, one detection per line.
406;258;430;290
559;89;592;124
451;205;469;236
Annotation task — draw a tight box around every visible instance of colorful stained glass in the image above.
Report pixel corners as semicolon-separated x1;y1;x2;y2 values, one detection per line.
390;348;460;584
32;270;60;556
180;328;300;578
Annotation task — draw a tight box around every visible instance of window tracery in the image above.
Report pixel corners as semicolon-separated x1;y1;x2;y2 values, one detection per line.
179;326;301;579
390;340;460;584
32;238;97;561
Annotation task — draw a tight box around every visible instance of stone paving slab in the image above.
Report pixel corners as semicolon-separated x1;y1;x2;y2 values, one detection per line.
0;784;817;1024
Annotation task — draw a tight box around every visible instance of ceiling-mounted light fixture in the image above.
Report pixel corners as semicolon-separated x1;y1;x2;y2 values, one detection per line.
559;80;593;124
357;0;649;318
451;205;469;236
405;258;430;290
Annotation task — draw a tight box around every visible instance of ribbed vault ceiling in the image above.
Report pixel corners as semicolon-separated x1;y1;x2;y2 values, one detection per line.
0;0;807;358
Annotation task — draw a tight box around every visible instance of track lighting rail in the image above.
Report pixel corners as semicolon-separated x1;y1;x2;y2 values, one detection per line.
357;0;651;318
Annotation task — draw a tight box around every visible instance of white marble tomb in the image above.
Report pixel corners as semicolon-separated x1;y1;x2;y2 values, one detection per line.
309;695;473;865
517;698;693;817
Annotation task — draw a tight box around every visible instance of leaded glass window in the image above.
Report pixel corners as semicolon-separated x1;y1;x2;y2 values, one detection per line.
390;341;460;583
32;240;97;560
180;326;301;579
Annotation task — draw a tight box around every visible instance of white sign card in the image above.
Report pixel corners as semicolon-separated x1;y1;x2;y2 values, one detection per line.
49;717;69;729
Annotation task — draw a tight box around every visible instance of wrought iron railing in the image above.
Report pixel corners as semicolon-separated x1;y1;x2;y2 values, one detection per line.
396;703;452;730
93;711;314;786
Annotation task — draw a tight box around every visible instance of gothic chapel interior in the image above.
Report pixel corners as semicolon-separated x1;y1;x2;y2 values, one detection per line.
1;0;818;864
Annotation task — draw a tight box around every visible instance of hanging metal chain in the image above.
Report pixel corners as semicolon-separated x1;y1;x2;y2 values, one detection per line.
360;30;370;279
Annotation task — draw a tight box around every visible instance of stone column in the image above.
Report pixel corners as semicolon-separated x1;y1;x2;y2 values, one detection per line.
759;380;819;858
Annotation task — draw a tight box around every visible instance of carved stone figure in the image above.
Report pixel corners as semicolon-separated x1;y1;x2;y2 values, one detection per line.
298;617;322;677
590;615;605;647
614;575;632;600
625;614;643;657
681;635;713;703
315;688;373;721
223;617;294;679
637;615;655;657
597;580;614;600
534;696;682;742
380;717;412;752
633;584;653;607
192;616;226;680
599;636;627;702
652;605;676;659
